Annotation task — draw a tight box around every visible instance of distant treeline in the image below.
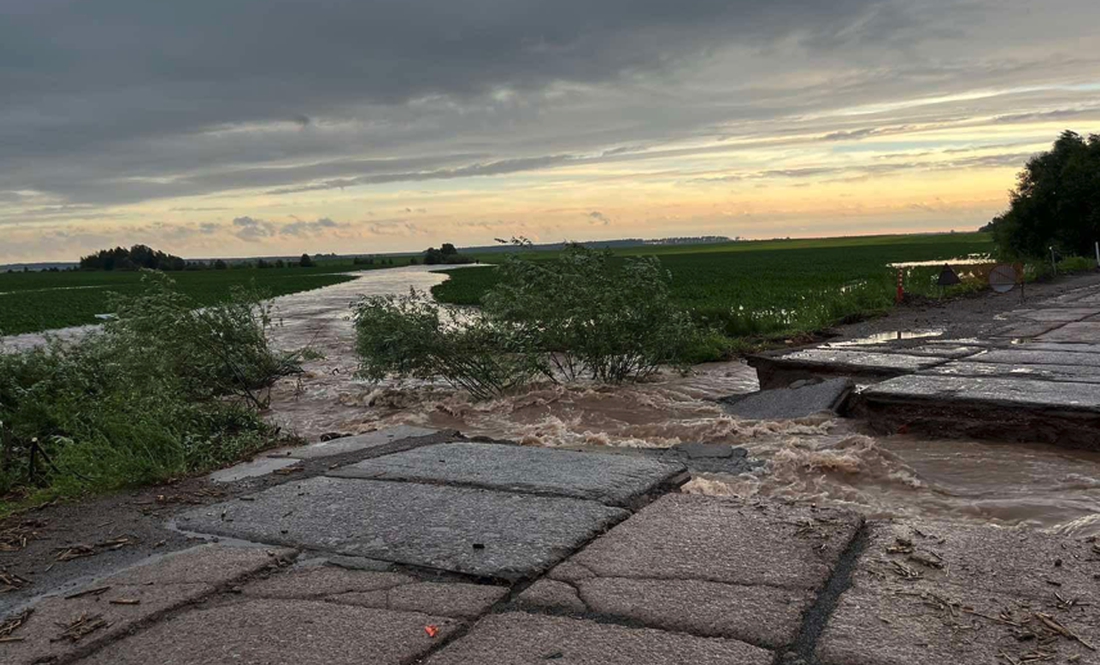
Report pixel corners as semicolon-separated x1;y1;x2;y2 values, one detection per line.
77;245;330;271
80;245;190;271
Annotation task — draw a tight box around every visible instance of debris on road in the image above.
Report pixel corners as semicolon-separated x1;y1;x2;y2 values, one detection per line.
0;608;33;642
52;612;109;643
55;536;136;562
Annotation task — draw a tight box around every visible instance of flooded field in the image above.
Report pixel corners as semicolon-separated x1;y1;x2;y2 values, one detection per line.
264;267;1100;536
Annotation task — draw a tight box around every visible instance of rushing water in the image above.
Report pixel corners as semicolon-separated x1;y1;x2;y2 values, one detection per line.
263;266;1100;535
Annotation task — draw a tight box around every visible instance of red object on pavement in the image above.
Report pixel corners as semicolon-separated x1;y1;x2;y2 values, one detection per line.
895;269;904;304
425;625;440;638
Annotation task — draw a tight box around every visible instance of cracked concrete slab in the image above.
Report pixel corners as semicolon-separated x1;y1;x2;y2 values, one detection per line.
0;544;291;665
856;521;1100;601
720;377;853;420
208;456;301;483
243;565;506;619
328;442;684;505
268;425;441;459
971;348;1100;367
1038;321;1100;343
243;566;417;598
528;494;861;649
816;520;1100;665
861;375;1100;411
334;581;507;618
81;599;462;665
175;477;627;580
818;583;1100;665
1018;308;1100;322
921;360;1100;383
562;577;811;648
776;349;950;372
425;612;774;665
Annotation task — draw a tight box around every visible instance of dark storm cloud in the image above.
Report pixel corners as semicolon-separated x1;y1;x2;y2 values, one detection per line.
0;0;899;203
0;0;1098;221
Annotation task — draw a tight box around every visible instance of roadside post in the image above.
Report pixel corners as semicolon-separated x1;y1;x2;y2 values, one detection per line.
895;269;904;304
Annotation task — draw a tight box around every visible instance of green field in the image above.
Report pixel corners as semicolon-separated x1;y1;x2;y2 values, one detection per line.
433;232;997;339
0;259;414;336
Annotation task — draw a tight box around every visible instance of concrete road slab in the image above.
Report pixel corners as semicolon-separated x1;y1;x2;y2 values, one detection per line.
516;579;588;613
548;577;812;649
1019;308;1100;322
334;581;507;619
175;477;627;581
857;521;1100;601
328;442;683;505
861;374;1100;411
81;599;461;665
553;495;860;590
535;495;861;648
0;582;211;665
817;520;1100;665
720;377;853;420
425;612;774;665
243;565;506;618
989;321;1064;339
209;456;301;483
243;566;417;598
973;348;1100;367
0;544;290;665
817;582;1100;665
831;344;982;359
777;349;950;372
270;425;441;459
921;360;1100;383
1013;341;1100;354
1038;321;1100;343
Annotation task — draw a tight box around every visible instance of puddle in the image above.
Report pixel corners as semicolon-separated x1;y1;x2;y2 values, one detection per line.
828;330;944;346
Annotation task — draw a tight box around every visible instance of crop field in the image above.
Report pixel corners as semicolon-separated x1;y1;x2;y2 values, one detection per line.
0;260;404;336
432;232;997;338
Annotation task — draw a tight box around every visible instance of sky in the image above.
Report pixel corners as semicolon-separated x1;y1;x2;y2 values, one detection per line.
2;0;1100;262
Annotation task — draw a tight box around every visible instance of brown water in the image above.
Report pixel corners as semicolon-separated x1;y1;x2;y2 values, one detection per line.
264;267;1100;536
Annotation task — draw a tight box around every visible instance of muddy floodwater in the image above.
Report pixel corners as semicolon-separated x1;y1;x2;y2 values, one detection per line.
263;266;1100;536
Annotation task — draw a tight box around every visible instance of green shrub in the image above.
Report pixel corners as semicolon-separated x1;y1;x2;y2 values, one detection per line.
0;272;303;501
352;290;537;400
353;245;697;398
484;245;696;383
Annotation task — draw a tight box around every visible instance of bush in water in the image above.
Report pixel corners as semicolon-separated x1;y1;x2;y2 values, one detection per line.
352;289;538;401
352;244;697;399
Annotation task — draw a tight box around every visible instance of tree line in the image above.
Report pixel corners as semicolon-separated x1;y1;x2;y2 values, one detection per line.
989;130;1100;259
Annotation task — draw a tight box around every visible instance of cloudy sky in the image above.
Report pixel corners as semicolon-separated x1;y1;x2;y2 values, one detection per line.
2;0;1099;261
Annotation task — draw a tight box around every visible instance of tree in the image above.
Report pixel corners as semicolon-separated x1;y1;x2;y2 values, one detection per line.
424;247;444;265
78;244;189;271
989;130;1100;258
213;259;228;270
440;243;457;256
299;253;315;268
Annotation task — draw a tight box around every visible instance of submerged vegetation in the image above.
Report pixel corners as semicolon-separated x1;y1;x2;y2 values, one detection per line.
354;245;696;399
0;273;305;508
